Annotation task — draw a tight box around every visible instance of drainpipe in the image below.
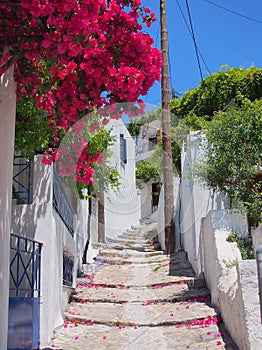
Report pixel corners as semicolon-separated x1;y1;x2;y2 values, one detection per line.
256;244;262;323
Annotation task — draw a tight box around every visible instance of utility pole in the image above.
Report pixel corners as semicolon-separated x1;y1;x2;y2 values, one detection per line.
160;0;175;254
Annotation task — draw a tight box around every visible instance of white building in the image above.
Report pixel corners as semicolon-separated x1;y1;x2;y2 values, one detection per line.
104;119;141;239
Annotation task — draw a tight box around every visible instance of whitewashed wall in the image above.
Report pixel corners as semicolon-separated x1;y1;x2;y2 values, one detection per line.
180;131;229;275
104;120;141;239
140;181;152;219
202;210;262;350
140;179;160;220
75;199;88;273
0;66;16;350
11;156;77;347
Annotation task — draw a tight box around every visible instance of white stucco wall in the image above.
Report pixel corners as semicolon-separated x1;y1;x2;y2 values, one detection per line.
140;182;152;219
180;132;229;275
202;210;261;350
11;156;77;347
0;66;16;350
104;120;141;239
202;210;243;304
236;260;262;349
75;199;88;272
140;180;159;220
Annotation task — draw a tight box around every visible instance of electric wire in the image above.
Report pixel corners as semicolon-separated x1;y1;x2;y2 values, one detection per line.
185;0;203;81
201;0;262;24
175;0;211;76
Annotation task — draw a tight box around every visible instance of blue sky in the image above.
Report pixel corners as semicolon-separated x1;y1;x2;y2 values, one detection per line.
142;0;262;106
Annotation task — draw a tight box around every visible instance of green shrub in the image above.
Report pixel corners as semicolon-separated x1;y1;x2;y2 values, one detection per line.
226;232;254;260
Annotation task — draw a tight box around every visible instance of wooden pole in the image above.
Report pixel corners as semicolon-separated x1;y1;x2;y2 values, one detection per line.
160;0;175;254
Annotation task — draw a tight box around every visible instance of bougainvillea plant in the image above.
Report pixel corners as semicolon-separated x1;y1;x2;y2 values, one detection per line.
0;0;161;186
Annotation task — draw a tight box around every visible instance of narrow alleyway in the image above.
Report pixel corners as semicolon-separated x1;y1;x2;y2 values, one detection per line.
50;222;238;350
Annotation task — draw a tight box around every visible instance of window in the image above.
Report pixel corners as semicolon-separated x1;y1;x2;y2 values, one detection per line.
120;134;127;164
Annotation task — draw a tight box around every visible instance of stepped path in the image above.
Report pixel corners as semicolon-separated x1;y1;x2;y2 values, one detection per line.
50;222;238;350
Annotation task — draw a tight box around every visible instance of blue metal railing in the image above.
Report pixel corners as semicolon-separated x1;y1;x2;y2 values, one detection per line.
52;167;75;236
9;234;42;298
63;253;74;287
9;234;42;349
12;156;31;204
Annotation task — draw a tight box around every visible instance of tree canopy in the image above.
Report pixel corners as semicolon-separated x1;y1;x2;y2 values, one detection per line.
170;66;262;129
195;100;262;227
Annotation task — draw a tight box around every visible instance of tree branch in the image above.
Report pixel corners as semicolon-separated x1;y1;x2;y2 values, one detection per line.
0;34;44;48
1;55;18;74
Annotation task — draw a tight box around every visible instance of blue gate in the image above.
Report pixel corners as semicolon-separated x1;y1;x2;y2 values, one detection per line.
8;234;42;350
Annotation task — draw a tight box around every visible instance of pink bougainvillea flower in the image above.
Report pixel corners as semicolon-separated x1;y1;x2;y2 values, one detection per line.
0;0;161;189
103;335;107;340
215;333;222;337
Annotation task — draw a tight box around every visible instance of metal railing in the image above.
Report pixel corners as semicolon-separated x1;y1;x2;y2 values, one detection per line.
52;167;75;236
12;156;31;204
9;234;42;298
63;253;74;287
9;234;42;349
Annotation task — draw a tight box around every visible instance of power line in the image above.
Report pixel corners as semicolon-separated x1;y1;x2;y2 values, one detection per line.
185;0;203;81
175;0;211;75
201;0;262;24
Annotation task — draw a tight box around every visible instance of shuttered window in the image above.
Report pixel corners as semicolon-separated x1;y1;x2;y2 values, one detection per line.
120;133;127;164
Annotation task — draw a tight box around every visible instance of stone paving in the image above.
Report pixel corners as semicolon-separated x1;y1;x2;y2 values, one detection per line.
49;222;238;350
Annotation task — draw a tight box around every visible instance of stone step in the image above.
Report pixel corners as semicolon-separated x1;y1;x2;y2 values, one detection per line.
92;264;200;288
77;278;205;290
117;232;156;239
49;222;238;350
107;237;154;245
94;256;192;272
100;250;190;266
101;242;161;252
99;248;164;258
51;323;236;350
120;230;157;240
71;283;210;304
64;300;219;327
